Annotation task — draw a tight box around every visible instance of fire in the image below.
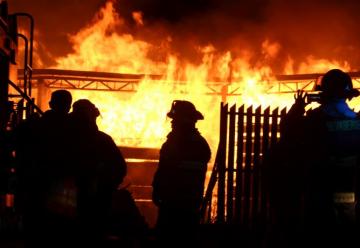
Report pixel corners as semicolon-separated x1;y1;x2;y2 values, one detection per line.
16;27;45;68
132;11;144;26
298;56;351;74
52;0;354;153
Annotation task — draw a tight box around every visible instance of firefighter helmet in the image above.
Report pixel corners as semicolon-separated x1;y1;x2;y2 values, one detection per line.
319;69;360;99
72;99;100;118
167;100;204;121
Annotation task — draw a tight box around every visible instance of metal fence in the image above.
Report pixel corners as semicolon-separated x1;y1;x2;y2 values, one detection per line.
201;103;287;229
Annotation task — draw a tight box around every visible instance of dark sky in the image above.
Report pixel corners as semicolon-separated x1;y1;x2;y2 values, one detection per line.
9;0;360;72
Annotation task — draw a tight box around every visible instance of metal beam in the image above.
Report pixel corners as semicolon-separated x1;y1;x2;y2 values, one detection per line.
17;68;360;95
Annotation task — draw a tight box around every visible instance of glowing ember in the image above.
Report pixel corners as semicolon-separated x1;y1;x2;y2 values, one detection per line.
132;11;144;26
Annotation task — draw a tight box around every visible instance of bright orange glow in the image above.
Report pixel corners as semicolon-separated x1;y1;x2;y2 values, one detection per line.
5;194;14;208
53;1;353;154
132;11;144;26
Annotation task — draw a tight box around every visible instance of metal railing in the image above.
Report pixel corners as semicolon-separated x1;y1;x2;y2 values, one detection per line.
201;103;287;229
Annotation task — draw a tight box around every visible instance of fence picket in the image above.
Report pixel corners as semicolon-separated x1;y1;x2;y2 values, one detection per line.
243;106;253;227
234;105;244;223
227;105;236;222
260;107;270;221
201;104;289;228
217;103;227;223
252;106;261;227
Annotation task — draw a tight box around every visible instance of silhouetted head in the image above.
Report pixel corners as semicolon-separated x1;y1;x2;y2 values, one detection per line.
167;100;204;121
167;100;203;130
318;69;359;101
72;99;100;121
49;90;72;114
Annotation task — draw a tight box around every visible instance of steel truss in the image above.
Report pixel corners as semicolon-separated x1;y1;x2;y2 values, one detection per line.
18;68;360;95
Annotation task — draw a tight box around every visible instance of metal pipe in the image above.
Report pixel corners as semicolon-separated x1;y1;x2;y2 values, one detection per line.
12;12;34;96
16;33;28;95
7;80;43;115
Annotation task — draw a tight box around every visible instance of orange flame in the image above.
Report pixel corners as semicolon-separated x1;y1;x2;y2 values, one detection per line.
53;0;354;154
132;11;144;26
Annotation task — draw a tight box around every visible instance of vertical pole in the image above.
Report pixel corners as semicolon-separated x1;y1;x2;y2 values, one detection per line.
217;103;227;223
13;13;34;97
221;85;228;103
226;105;236;222
252;106;261;228
234;105;244;223
243;106;253;228
260;107;270;221
0;55;9;131
270;108;279;147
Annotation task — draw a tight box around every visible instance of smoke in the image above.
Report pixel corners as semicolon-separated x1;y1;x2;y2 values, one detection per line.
9;0;108;66
9;0;360;72
114;0;271;64
115;0;360;72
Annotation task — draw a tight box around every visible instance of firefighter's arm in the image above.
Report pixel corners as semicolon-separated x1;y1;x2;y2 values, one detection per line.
280;90;308;136
290;90;308;116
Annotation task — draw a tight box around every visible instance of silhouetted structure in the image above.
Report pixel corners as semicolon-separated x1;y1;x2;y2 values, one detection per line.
152;100;211;246
265;69;360;247
0;102;16;197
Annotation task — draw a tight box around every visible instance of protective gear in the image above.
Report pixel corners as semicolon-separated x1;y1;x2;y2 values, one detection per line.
72;99;100;118
305;110;360;226
152;127;211;235
167;100;204;121
318;69;360;100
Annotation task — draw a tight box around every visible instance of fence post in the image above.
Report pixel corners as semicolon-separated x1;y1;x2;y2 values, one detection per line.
234;105;244;223
217;103;227;223
252;106;261;228
227;105;236;222
206;103;288;227
270;108;279;147
243;106;253;228
260;107;271;222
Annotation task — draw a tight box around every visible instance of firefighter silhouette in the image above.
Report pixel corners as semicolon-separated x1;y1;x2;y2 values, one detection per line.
15;90;74;247
152;100;211;245
68;99;127;244
266;69;360;247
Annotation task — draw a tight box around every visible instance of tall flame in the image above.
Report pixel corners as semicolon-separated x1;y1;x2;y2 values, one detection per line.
53;1;353;154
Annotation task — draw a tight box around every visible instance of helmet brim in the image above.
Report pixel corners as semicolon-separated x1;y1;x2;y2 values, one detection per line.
349;89;360;98
167;111;204;121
